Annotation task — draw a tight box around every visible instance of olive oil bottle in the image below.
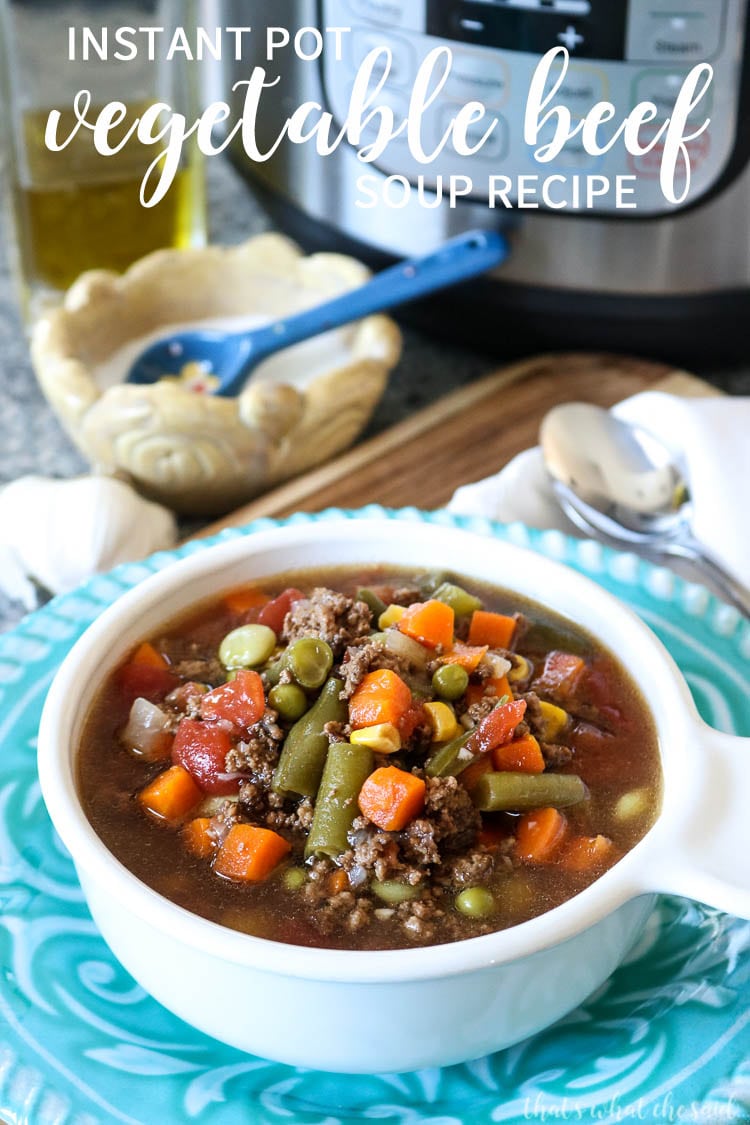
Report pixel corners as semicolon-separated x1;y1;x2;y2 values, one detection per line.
0;0;205;319
13;107;204;292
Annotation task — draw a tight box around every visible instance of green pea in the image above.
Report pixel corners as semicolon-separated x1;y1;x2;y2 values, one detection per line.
283;867;306;891
372;880;418;904
455;886;495;919
432;663;469;702
219;624;277;670
269;683;309;722
287;637;334;690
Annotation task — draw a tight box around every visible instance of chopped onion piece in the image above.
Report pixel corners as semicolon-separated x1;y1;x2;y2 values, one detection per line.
480;653;512;679
121;697;173;760
347;864;368;888
383;629;429;670
615;789;649;821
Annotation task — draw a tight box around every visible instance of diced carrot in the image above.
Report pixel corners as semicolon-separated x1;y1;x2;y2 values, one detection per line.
458;755;493;791
138;765;203;822
439;642;488;673
223;586;268;615
561;834;613;872
130;642;170;671
398;600;455;650
213;824;291;883
257;587;306;636
478;819;510;849
467;698;527;755
358;766;426;831
464;674;512;711
488;674;512;703
468;611;517;650
492;734;545;774
183;817;216;858
515;807;568;863
464;682;485;708
328;868;350;895
349;669;412;730
200;670;265;730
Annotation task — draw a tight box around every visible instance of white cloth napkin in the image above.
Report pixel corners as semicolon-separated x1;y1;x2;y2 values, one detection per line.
448;392;750;587
0;476;177;611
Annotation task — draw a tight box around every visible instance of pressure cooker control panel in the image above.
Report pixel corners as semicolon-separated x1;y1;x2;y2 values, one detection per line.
321;0;748;214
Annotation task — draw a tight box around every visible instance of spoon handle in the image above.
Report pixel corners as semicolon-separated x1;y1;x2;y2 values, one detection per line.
217;230;509;396
666;535;750;618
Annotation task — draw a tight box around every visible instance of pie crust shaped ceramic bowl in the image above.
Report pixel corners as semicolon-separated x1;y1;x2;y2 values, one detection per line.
31;235;402;515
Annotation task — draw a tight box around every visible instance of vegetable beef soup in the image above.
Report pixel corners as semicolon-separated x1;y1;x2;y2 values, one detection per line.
78;569;662;950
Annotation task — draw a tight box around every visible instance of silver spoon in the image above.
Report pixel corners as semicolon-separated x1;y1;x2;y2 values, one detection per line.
540;402;750;617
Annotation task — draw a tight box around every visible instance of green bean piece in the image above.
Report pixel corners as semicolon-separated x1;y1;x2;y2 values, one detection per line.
304;742;374;860
417;571;449;596
472;772;587;812
219;624;277;669
263;652;289;686
432;663;469;702
455;886;495;918
272;677;347;798
357;588;387;619
372;880;418;904
283;866;306;891
433;581;483;617
287;637;334;690
269;683;309;722
425;730;472;778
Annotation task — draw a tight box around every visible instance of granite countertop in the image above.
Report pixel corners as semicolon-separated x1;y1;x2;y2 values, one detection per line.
1;157;749;633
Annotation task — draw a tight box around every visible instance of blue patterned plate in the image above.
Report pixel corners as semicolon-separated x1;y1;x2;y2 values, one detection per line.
0;508;748;1125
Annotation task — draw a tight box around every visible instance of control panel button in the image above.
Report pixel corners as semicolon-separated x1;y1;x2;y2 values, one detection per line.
444;48;510;108
439;106;509;163
557;25;585;52
633;68;714;120
546;60;610;113
346;0;426;32
351;31;416;89
356;89;411;150
626;0;726;62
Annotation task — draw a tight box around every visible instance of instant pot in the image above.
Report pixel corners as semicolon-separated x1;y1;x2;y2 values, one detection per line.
223;1;750;362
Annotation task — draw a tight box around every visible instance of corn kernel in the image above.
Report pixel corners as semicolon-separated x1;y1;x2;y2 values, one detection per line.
350;723;402;754
423;701;461;742
538;700;569;741
508;655;532;683
378;604;406;629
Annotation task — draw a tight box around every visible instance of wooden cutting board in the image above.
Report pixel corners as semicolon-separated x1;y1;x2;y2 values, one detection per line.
198;353;718;536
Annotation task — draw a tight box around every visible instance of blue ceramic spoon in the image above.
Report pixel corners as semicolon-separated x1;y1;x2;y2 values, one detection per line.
127;230;509;396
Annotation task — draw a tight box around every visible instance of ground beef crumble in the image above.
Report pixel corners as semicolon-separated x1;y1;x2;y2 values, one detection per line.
282;587;372;656
224;709;284;778
338;638;406;698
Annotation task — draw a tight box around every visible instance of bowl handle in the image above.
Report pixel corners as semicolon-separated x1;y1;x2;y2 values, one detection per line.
652;721;750;919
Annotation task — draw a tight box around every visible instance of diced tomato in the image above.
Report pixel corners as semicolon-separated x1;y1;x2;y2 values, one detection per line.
172;719;237;794
257;587;306;636
534;651;586;701
117;661;179;707
466;698;527;756
398;702;426;740
200;670;265;730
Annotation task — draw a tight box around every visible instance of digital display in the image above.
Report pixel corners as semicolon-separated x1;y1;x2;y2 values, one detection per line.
426;0;628;59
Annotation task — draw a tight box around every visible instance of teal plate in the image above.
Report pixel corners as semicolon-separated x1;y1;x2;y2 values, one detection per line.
0;508;749;1125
